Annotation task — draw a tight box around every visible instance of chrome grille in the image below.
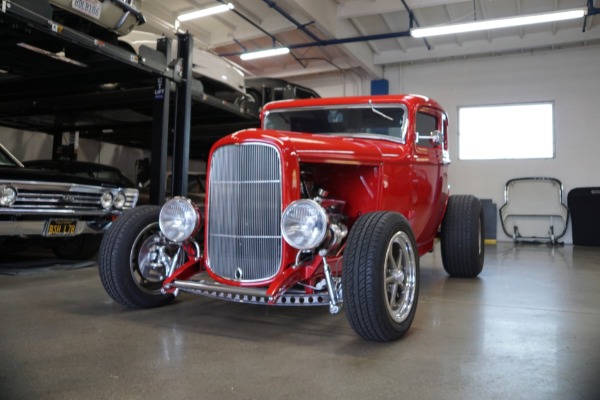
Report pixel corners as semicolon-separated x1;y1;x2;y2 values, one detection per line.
14;188;104;210
207;144;282;282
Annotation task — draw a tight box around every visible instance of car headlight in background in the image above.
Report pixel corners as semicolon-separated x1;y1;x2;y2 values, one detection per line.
281;199;328;250
100;191;114;209
113;191;126;209
0;185;17;206
159;197;202;242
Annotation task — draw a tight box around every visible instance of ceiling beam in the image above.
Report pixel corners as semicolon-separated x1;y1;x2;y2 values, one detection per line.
337;0;471;19
286;0;383;78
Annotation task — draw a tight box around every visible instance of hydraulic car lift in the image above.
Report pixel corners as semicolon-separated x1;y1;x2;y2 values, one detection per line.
0;0;259;204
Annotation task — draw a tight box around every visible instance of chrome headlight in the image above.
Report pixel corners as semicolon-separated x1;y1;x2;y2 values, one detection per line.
159;197;201;242
100;191;114;209
281;199;328;250
0;185;17;206
113;191;126;210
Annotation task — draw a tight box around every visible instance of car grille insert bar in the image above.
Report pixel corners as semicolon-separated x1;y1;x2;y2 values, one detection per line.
14;188;106;211
208;144;282;282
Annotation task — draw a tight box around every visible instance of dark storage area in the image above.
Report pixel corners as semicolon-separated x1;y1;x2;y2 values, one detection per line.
568;187;600;246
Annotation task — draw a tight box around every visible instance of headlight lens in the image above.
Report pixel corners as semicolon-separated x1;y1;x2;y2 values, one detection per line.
113;191;126;209
100;192;113;209
0;185;17;206
159;197;201;242
281;199;328;250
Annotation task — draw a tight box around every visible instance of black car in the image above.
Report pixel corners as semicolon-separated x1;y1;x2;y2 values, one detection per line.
23;159;136;188
1;147;138;259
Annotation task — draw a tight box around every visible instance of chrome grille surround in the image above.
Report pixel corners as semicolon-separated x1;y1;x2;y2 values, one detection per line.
207;143;282;282
0;181;137;215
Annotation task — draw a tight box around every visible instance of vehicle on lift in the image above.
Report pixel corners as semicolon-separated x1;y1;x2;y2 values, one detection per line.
0;143;139;260
98;94;485;342
49;0;145;37
245;77;320;108
118;31;247;104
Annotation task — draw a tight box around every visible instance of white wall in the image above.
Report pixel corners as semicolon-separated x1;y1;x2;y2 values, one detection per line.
0;129;147;182
301;44;600;243
0;129;207;183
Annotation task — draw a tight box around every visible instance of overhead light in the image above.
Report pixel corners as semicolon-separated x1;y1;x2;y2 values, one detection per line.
240;47;290;60
177;3;234;22
411;8;587;38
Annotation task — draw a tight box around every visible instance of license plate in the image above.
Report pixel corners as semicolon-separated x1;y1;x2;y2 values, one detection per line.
71;0;102;20
45;219;78;237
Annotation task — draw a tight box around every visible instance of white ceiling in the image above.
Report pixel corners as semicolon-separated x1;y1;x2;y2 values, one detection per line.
139;0;600;80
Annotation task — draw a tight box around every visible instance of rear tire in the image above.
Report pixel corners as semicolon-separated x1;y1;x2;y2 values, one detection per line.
98;206;175;308
342;212;419;342
440;195;485;278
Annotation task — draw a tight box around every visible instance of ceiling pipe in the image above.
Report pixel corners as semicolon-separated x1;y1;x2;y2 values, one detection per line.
400;0;431;50
219;30;413;57
261;0;321;42
216;0;305;67
220;0;420;57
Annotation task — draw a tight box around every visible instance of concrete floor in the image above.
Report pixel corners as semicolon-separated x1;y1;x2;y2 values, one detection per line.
1;242;599;400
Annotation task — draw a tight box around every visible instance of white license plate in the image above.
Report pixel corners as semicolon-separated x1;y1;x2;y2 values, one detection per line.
71;0;102;20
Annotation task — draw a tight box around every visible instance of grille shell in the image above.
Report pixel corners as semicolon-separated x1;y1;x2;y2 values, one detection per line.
207;144;283;282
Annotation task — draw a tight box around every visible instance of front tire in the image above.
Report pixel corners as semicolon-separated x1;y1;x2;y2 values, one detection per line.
342;212;419;342
98;206;175;308
440;195;485;278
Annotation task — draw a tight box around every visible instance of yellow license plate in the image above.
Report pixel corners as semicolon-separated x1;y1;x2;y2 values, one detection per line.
45;219;78;237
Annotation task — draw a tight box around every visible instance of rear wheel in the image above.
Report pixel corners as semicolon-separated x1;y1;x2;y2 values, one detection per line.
98;206;176;308
342;212;419;342
440;195;485;278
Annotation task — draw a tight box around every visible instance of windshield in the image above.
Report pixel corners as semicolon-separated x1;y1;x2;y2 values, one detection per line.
264;104;407;141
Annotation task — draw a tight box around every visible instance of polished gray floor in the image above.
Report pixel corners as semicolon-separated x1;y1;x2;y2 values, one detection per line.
1;242;599;400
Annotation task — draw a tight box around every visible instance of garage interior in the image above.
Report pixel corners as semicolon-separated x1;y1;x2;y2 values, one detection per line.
1;0;600;399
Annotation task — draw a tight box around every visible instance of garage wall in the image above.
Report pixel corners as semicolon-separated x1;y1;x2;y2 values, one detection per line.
0;129;147;182
297;44;600;243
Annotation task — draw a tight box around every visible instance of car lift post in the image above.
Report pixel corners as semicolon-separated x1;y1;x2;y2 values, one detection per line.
149;37;172;205
171;32;193;198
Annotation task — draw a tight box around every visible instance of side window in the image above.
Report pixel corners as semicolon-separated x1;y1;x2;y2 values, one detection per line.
416;112;438;148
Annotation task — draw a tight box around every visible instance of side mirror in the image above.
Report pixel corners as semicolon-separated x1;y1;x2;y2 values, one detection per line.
416;130;443;147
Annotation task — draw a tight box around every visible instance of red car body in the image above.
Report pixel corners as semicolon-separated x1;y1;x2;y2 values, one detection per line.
99;94;483;342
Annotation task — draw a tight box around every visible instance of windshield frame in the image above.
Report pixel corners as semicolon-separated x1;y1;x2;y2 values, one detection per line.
263;103;409;144
0;143;24;168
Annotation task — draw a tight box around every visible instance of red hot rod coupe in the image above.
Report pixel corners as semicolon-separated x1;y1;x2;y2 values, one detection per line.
98;94;484;342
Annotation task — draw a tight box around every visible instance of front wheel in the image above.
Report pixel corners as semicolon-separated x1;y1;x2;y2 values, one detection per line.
440;195;485;278
98;206;177;308
342;212;419;342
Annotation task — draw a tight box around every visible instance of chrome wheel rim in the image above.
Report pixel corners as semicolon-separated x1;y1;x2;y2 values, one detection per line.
384;231;417;323
129;222;172;295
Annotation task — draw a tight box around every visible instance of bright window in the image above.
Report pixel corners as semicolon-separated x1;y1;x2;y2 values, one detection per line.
458;102;554;160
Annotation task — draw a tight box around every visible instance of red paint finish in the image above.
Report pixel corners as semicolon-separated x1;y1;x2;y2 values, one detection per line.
197;94;449;289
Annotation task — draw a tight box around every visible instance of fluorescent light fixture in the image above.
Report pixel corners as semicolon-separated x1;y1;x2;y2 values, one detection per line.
177;3;234;22
240;47;290;60
411;8;587;38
